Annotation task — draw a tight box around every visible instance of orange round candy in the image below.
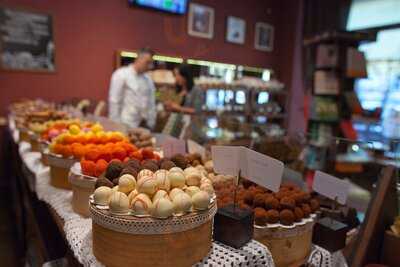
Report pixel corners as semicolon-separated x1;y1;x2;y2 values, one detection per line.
141;148;154;159
95;159;108;177
112;147;127;161
81;159;96;176
130;151;143;161
85;148;100;162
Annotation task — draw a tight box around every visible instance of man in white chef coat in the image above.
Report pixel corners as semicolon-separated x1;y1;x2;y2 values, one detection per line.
108;47;156;129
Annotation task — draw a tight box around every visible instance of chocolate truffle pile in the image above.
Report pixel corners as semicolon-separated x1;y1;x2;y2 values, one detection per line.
215;180;320;226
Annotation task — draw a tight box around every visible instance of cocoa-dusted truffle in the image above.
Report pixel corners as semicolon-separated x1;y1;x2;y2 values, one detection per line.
105;161;124;180
95;177;113;189
171;154;188;169
301;203;311;217
309;198;320;212
292;193;304;205
126;159;141;170
266;209;280;224
242;179;253;189
253;193;265;208
239;201;251;211
243;191;254;205
142;161;159;172
280;209;295;225
280;197;296;210
120;167;138;178
160;160;176;170
294;207;304;222
254;207;268;226
264;196;280;210
274;191;289;200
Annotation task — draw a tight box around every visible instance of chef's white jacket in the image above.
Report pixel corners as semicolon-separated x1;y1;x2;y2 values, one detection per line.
108;64;156;129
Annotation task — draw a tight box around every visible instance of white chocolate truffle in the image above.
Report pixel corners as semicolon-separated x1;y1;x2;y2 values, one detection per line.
204;160;213;173
128;189;139;205
186;171;201;186
200;183;214;196
131;193;153;215
112;185;120;193
184;166;197;176
185;186;200;197
152;190;169;203
152;198;174;218
109;191;130;214
168;171;185;188
201;177;212;185
118;174;136;194
172;193;192;214
192;191;211;210
137;175;158;196
93;186;112;205
195;165;206;172
154;170;170;191
169;167;184;174
137;169;154;181
169;188;185;200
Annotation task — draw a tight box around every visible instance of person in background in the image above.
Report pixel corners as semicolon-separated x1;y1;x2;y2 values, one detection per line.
164;64;203;114
108;47;156;129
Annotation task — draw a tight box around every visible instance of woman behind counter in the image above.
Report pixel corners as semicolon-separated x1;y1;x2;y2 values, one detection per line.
164;64;203;114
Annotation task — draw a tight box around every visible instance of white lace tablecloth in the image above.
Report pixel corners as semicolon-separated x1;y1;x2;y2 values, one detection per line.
14;127;347;267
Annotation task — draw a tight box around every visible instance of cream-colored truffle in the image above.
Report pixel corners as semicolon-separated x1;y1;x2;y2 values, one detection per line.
169;188;185;200
131;193;153;215
151;198;174;218
200;183;214;196
192;191;211;210
137;169;154;181
93;186;112;205
154;170;170;191
184;166;197;176
112;185;120;193
172;193;192;214
128;189;139;205
169;167;184;174
186;171;201;186
168;171;185;188
204;160;213;173
201;177;212;185
152;190;169;203
185;186;200;197
137;175;158;196
118;174;136;194
109;191;130;214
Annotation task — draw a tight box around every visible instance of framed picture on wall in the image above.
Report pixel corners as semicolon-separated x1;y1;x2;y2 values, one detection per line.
226;16;246;44
187;3;214;39
0;6;55;72
254;22;274;52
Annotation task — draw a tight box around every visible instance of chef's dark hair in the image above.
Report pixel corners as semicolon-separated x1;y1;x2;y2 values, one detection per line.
175;64;194;92
138;47;155;57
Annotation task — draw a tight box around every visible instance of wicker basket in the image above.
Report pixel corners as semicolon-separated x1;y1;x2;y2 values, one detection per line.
47;153;76;190
254;215;317;267
90;201;217;267
69;163;96;217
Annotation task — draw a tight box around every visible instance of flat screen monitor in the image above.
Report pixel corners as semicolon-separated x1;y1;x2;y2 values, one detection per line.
235;90;246;105
257;92;269;104
205;89;225;110
129;0;188;14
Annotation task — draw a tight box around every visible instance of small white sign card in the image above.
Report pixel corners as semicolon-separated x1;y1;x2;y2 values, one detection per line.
312;171;350;205
187;139;206;160
211;146;284;192
162;137;186;158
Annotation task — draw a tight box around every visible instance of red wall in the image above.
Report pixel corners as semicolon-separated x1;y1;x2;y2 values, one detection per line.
0;0;294;116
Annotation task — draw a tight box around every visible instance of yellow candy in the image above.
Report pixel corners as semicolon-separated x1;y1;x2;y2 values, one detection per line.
69;124;81;135
91;123;103;133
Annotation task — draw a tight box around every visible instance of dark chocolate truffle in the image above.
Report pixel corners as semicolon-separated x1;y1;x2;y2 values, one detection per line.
126;159;141;170
254;207;268;226
105;162;124;180
142;161;159;172
292;193;304;205
264;196;280;210
160;160;176;170
243;191;254;205
294;207;304;222
95;177;113;189
301;203;311;217
280;209;295;225
280;197;296;210
266;209;280;224
120;167;138;178
242;179;253;189
253;193;265;208
171;154;188;169
112;178;119;186
309;198;320;212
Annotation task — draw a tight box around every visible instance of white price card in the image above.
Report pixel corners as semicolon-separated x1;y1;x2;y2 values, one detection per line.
187;139;206;159
162;138;186;158
211;146;241;176
243;148;284;192
313;171;350;205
